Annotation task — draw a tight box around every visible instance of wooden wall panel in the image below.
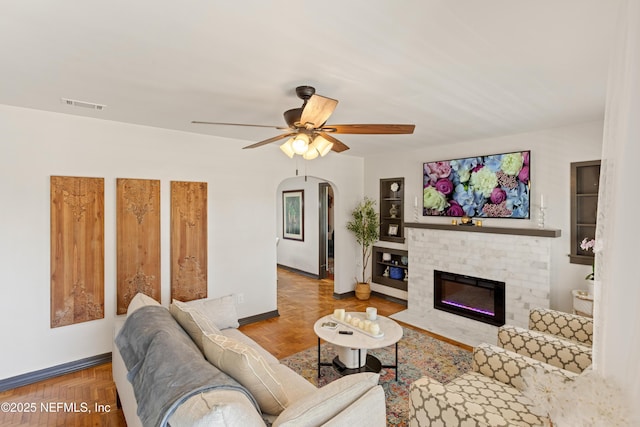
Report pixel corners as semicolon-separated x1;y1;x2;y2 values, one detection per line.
50;176;104;328
170;181;207;302
116;178;161;314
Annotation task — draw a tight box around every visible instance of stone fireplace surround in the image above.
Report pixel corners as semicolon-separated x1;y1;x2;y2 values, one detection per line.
390;223;560;347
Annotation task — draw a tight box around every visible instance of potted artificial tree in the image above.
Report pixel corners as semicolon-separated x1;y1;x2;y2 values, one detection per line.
346;197;380;300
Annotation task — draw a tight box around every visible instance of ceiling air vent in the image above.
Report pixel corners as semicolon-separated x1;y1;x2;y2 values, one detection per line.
61;98;106;111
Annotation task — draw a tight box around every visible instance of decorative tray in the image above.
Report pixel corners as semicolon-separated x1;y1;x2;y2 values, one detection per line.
331;312;384;338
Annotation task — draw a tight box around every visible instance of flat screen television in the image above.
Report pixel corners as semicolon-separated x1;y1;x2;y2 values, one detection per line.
423;150;530;218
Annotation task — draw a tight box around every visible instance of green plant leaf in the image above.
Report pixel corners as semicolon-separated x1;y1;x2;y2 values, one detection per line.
346;197;380;283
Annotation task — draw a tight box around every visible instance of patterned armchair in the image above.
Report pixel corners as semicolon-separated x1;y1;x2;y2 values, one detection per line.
409;343;577;427
498;308;593;373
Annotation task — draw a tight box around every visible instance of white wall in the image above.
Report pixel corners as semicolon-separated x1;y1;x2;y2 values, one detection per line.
364;120;603;312
0;102;605;380
595;0;640;410
0;104;364;379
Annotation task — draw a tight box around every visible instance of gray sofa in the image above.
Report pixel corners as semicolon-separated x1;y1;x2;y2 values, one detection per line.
113;293;386;427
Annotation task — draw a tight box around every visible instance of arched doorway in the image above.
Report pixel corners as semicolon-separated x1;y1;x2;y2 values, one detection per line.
276;176;336;285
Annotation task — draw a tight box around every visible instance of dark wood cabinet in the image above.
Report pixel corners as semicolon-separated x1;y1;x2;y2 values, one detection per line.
570;160;600;265
379;177;405;243
372;246;408;291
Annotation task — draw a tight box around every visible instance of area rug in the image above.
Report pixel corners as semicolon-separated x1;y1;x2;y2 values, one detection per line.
279;326;472;426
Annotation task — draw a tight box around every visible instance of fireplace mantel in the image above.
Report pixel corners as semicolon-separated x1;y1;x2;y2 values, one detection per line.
405;222;561;238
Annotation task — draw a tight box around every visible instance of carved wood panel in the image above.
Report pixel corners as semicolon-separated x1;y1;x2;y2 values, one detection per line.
170;181;207;302
50;176;104;328
116;178;161;314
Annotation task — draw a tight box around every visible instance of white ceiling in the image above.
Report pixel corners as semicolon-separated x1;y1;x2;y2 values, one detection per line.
0;1;620;157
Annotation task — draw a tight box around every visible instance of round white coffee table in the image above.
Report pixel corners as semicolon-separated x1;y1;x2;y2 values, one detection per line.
313;312;403;380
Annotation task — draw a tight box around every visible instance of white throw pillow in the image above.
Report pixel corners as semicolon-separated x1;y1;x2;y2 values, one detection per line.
170;300;222;352
168;389;265;427
126;292;161;316
202;333;289;415
272;372;380;427
185;295;240;329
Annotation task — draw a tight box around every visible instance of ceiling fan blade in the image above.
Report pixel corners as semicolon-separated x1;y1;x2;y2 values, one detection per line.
299;95;338;128
321;124;415;134
242;132;297;149
192;121;288;130
318;132;349;153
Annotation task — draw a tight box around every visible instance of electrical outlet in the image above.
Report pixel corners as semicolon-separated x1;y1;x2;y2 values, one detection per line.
236;293;244;304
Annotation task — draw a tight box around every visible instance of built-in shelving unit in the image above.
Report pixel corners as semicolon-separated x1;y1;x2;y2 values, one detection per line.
570;160;600;265
379;177;405;243
372;246;408;291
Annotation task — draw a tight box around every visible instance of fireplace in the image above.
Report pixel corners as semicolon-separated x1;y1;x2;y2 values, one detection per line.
434;270;505;326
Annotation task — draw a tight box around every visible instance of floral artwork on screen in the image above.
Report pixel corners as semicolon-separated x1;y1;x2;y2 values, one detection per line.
423;151;530;218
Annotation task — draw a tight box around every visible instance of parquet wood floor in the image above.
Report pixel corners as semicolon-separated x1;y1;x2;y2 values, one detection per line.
239;268;410;359
0;362;125;426
0;267;469;426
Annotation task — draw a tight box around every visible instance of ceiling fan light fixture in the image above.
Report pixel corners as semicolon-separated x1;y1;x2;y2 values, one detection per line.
292;133;310;154
194;85;415;157
312;135;333;157
279;138;295;158
302;148;319;160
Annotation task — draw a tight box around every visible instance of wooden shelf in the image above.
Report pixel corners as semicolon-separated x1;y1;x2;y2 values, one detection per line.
372;246;408;291
570;160;600;265
379;178;405;243
405;222;561;238
377;263;408;270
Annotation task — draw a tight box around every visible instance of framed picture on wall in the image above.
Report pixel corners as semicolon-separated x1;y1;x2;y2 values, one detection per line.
388;223;399;236
283;190;304;241
422;150;531;219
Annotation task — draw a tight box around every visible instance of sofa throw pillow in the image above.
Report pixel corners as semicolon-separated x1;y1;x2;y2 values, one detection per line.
202;333;289;415
170;300;222;352
273;372;380;427
126;292;161;316
168;389;265;427
185;295;240;329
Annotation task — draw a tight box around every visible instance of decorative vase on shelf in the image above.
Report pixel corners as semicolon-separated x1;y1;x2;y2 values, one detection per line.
586;280;594;296
389;204;398;218
389;267;404;280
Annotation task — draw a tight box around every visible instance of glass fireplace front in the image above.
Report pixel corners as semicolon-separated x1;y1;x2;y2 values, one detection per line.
434;270;505;326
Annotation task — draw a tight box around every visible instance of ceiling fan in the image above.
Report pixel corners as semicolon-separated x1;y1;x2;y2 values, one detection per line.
192;85;415;159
